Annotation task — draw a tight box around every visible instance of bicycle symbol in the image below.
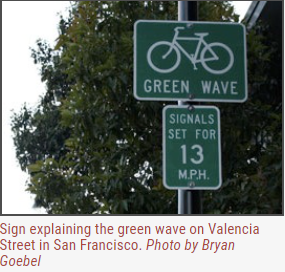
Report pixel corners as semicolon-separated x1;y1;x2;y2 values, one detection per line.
147;26;234;75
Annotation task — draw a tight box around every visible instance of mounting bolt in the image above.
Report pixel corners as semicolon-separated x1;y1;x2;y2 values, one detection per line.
188;105;195;111
189;94;195;100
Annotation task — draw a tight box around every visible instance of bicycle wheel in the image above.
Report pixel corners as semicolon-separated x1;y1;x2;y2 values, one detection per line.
200;42;234;75
147;41;181;74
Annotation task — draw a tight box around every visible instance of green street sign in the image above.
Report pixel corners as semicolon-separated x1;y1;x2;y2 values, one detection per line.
163;106;222;190
134;20;247;102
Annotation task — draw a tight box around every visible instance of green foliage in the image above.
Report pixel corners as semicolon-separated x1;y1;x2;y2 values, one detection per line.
11;1;282;214
199;1;239;22
202;21;282;214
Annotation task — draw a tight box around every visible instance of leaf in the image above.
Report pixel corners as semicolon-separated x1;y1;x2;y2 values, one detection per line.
27;163;42;174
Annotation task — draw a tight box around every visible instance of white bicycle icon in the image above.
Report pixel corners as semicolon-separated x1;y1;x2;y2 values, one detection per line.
147;26;234;75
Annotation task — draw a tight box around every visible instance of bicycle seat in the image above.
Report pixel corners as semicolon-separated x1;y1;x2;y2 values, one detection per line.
194;33;209;37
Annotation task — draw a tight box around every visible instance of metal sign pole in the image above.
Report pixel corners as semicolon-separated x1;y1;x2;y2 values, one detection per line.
178;1;201;215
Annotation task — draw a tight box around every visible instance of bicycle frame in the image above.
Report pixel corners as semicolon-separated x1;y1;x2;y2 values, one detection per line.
163;29;217;68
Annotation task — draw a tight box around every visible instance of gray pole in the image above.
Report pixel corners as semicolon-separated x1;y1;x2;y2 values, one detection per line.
178;1;200;215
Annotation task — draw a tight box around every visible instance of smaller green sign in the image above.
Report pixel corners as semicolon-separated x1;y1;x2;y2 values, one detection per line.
163;106;222;190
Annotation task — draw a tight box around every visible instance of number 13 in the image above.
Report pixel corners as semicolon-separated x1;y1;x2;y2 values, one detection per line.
181;144;204;164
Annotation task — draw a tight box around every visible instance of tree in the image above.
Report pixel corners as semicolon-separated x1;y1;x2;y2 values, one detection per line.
205;20;282;214
11;1;282;214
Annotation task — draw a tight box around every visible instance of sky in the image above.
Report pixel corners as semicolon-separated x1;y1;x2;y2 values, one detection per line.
2;1;253;214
